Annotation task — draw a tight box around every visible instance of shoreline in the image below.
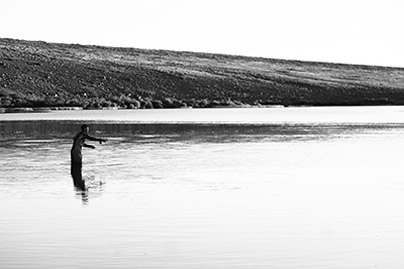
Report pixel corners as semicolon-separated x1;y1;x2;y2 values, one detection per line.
0;104;276;113
1;106;404;124
0;106;83;113
2;102;402;114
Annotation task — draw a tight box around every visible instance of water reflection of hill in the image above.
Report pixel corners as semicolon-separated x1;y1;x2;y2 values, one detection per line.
0;120;400;143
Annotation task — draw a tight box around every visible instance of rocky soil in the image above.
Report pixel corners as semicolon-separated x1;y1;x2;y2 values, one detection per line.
1;38;404;109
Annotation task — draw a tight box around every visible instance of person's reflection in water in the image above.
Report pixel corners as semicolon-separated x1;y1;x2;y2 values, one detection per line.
71;124;107;192
76;189;89;205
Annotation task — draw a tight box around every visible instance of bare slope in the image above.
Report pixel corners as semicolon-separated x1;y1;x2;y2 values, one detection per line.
1;38;404;109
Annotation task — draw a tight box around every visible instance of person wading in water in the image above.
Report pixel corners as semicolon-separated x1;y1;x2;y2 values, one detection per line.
71;124;107;190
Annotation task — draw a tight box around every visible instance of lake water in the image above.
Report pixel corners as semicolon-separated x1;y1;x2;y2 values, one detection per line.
2;107;404;269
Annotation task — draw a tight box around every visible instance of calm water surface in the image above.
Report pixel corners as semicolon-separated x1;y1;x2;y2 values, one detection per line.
2;107;404;269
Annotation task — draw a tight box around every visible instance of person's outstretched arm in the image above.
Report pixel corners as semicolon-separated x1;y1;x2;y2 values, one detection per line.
86;135;107;144
83;143;95;149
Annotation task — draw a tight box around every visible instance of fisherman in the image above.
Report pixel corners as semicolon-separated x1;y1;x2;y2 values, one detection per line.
71;124;107;190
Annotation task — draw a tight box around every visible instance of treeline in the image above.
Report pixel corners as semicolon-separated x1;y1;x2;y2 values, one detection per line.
0;91;256;109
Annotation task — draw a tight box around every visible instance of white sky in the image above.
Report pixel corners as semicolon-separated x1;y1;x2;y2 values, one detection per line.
2;0;404;67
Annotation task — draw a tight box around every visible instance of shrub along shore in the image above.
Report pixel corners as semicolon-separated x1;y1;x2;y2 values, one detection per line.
1;38;404;111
